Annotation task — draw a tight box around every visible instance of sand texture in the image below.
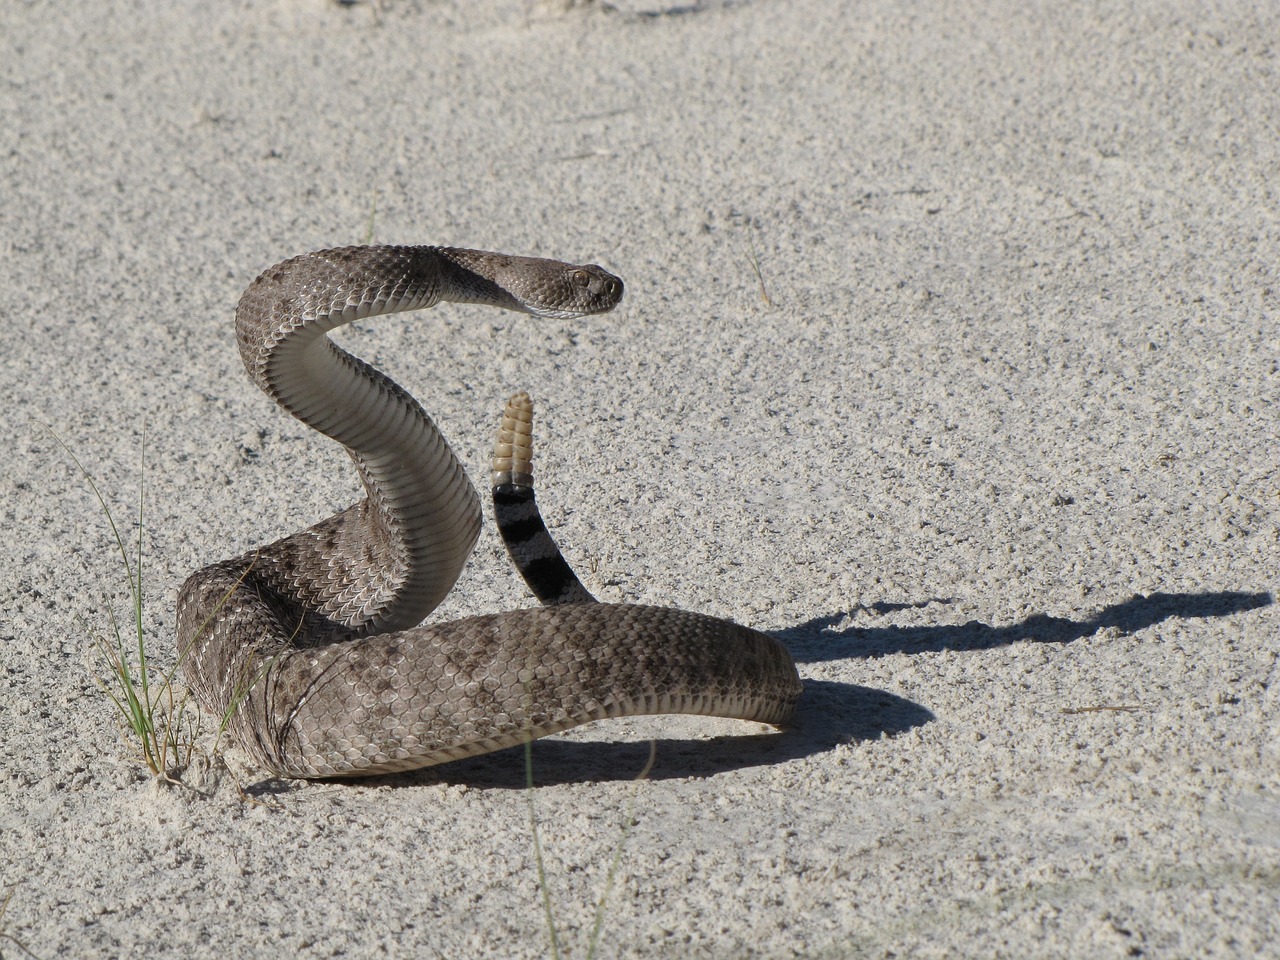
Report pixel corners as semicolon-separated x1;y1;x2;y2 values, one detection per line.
2;1;1278;956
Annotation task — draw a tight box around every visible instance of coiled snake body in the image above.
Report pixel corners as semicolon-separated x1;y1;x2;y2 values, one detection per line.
176;245;801;778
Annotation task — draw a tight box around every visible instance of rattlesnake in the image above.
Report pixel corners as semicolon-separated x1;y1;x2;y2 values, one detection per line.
176;245;802;778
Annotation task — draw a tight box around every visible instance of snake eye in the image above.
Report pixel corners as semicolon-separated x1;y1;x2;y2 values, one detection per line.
572;270;590;287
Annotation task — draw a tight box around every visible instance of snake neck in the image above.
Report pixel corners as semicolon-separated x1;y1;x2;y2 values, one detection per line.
233;247;495;636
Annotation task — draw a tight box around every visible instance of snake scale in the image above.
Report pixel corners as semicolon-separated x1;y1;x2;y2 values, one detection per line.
176;245;802;778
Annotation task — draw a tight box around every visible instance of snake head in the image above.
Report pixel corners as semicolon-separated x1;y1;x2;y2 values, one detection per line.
435;247;624;320
523;262;624;319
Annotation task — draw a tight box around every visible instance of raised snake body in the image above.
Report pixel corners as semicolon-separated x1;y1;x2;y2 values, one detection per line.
176;245;801;778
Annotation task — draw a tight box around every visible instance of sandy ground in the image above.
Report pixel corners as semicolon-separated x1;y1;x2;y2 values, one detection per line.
2;0;1278;956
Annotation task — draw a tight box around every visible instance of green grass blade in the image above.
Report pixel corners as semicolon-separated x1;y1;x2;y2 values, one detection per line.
526;737;562;960
46;423;196;783
585;742;657;959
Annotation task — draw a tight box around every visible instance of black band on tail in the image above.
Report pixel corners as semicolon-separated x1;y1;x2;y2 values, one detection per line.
491;391;597;605
493;484;596;605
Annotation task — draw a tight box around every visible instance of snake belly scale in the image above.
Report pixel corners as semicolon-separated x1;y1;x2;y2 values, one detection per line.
176;245;802;778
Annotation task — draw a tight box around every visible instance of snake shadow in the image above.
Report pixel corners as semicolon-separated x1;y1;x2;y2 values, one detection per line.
408;587;1269;789
781;589;1272;663
369;678;920;789
264;588;1268;792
